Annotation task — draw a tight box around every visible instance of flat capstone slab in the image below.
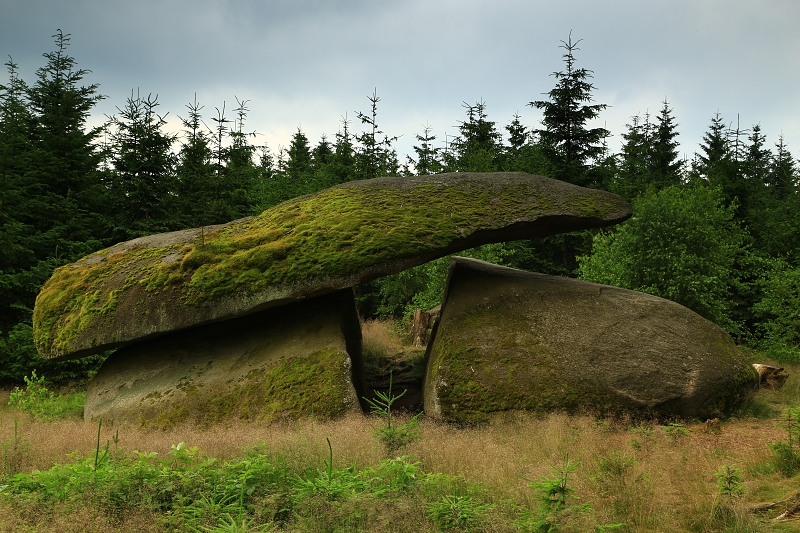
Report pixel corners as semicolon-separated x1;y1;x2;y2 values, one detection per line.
34;172;631;359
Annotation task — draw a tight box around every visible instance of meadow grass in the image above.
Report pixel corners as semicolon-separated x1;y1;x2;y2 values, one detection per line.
0;325;799;532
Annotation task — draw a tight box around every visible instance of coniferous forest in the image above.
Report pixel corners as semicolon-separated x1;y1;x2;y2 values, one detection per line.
2;31;799;386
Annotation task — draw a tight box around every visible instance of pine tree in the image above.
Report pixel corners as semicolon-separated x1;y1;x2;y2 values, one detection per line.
694;113;729;181
175;94;215;228
25;30;108;256
613;112;654;200
450;100;502;172
529;33;608;186
0;58;33;278
0;31;108;385
310;134;336;189
330;114;356;184
650;99;682;188
221;98;261;220
355;89;400;180
284;126;313;197
409;122;442;176
769;135;797;202
106;90;177;236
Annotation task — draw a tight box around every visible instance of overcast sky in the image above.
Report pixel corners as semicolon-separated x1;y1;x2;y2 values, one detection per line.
2;0;799;166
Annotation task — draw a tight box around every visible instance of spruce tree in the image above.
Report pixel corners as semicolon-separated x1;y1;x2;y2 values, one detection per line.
613;113;654;200
106;90;177;237
529;33;608;187
355;89;399;180
284;126;313;197
0;31;108;384
330;114;356;184
650;99;682;188
408;122;442;176
175;95;215;228
220;98;261;220
450;100;502;172
769;135;797;202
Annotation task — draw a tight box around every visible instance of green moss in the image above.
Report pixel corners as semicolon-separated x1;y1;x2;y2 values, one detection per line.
34;244;188;355
134;348;353;429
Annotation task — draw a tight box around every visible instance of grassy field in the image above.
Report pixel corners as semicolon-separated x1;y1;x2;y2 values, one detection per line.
1;320;799;532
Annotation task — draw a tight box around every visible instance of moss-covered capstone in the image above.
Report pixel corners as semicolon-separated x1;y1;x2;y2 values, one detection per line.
34;172;631;360
84;290;363;427
423;257;759;423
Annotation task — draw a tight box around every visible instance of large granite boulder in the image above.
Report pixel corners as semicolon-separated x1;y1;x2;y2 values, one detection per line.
423;257;759;422
34;172;630;360
85;290;363;427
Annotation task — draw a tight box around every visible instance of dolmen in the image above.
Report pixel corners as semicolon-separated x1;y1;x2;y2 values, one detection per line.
33;172;632;426
423;257;759;423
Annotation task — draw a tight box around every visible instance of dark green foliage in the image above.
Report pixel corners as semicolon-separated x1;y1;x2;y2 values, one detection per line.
355;89;400;180
2;30;799;383
448;100;503;172
408;122;443;176
753;259;800;354
610;101;682;202
106;90;177;237
578;185;748;334
0;31;110;386
529;33;609;187
174;95;215;228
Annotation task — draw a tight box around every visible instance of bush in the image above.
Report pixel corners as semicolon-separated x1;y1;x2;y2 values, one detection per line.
578;185;748;335
7;370;85;420
753;259;800;358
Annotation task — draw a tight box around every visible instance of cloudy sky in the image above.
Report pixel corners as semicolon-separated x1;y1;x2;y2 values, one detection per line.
2;0;799;165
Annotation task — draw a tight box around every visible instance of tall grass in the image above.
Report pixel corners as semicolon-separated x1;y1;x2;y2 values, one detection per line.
1;329;799;531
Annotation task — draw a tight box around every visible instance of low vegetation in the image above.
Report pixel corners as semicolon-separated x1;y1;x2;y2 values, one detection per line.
0;322;798;532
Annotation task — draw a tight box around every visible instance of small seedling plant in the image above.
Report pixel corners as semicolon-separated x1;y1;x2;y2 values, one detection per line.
363;372;421;455
770;407;800;475
518;454;624;533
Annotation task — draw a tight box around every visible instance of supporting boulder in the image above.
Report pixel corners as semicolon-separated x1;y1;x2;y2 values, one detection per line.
85;290;363;428
423;257;759;423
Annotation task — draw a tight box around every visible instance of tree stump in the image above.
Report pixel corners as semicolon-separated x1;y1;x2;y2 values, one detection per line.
411;309;431;347
753;364;789;390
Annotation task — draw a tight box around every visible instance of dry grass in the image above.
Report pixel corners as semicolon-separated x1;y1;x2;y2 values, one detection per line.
362;318;406;356
3;336;800;531
0;402;795;531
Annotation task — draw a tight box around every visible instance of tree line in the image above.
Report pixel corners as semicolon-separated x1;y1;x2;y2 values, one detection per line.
1;32;798;385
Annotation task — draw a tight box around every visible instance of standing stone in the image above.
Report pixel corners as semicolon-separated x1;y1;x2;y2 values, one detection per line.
85;290;363;428
424;257;759;423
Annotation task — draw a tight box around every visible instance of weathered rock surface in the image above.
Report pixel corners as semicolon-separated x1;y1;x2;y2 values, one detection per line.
423;257;759;422
84;290;363;427
34;172;631;360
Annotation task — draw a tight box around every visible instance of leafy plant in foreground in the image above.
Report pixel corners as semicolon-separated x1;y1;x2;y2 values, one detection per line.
7;370;85;420
291;437;371;503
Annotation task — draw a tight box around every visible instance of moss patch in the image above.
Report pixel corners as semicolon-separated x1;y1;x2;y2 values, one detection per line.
135;348;353;429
